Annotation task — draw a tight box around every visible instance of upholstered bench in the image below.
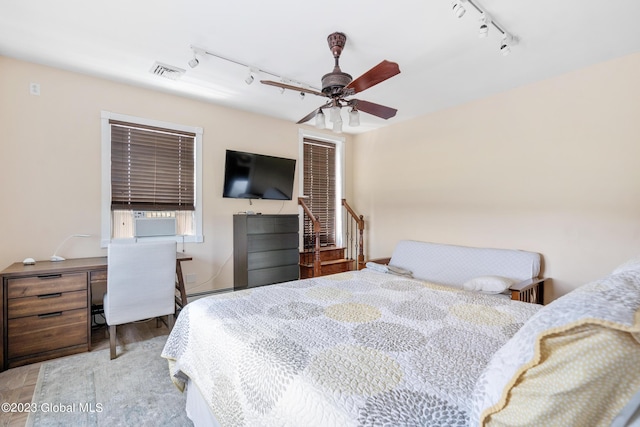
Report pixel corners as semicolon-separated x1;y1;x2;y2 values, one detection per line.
366;240;546;304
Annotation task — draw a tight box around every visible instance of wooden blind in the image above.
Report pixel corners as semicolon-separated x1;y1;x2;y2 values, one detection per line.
110;120;195;211
303;138;336;247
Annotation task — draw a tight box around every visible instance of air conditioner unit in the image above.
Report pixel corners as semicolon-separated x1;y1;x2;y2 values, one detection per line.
134;216;176;237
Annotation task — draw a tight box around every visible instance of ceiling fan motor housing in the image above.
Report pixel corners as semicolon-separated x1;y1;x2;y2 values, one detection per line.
322;71;352;96
322;32;352;96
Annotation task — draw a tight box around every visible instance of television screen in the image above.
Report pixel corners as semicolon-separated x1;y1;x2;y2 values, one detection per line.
223;150;296;200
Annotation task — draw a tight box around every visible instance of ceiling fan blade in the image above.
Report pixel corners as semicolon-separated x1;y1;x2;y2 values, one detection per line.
260;80;326;97
296;101;332;124
296;108;321;124
351;99;398;120
345;60;400;94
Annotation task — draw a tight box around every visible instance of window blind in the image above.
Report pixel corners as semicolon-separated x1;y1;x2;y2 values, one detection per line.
303;138;336;247
110;120;195;211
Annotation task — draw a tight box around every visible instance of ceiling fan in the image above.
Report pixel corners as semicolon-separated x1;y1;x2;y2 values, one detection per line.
260;32;401;131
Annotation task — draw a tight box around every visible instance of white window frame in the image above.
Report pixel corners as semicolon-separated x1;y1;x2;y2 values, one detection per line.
298;129;345;247
100;111;204;247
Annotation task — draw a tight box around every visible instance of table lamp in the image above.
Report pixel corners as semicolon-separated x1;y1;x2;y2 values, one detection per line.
50;234;91;261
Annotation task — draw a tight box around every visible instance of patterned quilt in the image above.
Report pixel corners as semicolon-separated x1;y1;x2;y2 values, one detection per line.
162;269;541;427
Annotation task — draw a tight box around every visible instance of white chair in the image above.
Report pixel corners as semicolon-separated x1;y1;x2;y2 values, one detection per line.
104;240;177;359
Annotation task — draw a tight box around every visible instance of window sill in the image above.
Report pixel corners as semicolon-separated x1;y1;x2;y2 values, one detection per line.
100;234;203;248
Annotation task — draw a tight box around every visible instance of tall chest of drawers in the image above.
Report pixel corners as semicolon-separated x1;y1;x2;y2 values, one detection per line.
0;258;104;371
233;214;300;290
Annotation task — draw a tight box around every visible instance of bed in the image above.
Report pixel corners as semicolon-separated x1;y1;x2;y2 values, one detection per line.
162;246;640;426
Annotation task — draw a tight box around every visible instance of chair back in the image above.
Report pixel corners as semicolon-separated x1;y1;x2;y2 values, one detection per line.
105;240;176;326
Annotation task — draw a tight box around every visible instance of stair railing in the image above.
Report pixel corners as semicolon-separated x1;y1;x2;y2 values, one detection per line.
342;199;365;271
298;197;321;277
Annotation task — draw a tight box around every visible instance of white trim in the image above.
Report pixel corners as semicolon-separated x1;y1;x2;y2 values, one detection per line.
100;111;204;247
298;129;345;247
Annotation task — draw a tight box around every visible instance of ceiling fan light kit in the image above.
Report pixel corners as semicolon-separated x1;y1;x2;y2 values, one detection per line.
315;110;326;129
349;108;360;127
452;0;517;55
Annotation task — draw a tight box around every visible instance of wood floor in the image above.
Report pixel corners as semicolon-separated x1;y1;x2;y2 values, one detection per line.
0;319;170;427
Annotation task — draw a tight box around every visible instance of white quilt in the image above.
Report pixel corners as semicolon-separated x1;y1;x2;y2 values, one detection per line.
162;270;540;426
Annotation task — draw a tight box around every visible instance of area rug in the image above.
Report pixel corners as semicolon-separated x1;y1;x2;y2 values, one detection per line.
26;335;191;426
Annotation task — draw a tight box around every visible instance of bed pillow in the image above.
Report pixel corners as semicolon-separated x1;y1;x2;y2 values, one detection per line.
470;269;640;426
463;275;515;294
364;262;412;277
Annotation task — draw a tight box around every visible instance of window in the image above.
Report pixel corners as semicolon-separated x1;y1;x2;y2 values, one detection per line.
101;112;203;246
299;130;344;249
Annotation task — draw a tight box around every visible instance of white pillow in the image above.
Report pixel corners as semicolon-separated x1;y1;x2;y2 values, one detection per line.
463;275;515;294
386;264;412;277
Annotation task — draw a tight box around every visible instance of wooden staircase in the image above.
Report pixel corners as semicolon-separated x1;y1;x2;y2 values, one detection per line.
299;246;355;279
298;197;365;279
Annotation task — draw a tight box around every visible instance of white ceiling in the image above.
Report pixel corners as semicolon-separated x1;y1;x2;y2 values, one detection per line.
2;0;640;134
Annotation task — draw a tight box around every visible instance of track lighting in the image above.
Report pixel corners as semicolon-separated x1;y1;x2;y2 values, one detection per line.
315;109;326;129
188;44;321;93
188;52;199;68
450;0;516;56
452;0;466;18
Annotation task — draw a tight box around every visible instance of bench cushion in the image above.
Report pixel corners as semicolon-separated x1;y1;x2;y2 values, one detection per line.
389;240;541;288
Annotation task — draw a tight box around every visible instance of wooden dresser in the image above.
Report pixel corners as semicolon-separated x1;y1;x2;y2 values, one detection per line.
0;258;106;371
1;254;191;371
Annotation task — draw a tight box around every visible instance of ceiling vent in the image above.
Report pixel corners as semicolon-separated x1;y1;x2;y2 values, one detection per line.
149;62;186;80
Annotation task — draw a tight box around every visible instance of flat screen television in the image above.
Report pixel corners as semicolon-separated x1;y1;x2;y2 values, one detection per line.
223;150;296;200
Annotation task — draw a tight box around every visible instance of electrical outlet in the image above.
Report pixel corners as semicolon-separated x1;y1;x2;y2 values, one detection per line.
29;83;41;95
186;273;197;284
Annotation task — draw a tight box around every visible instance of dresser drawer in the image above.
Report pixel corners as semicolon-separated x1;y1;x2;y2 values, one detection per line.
6;272;86;298
7;290;87;319
90;270;107;283
248;264;300;287
247;215;298;234
248;248;299;270
7;308;88;359
248;232;298;252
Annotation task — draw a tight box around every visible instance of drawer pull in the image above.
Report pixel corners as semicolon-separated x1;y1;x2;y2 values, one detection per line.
37;274;63;280
37;293;62;299
38;312;63;319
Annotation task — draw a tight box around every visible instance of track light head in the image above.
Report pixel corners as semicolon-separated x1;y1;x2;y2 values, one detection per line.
452;0;466;18
500;34;512;56
245;68;255;85
479;13;490;38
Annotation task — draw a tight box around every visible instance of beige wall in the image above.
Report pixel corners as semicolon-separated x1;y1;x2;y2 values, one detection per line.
0;56;352;293
352;52;640;300
3;53;639;301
